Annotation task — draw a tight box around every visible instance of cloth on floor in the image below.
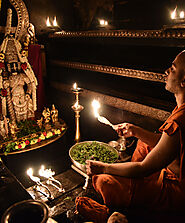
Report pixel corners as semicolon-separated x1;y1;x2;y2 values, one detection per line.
75;196;110;223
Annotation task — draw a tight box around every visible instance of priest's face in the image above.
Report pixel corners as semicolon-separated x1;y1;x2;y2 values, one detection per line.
165;52;185;94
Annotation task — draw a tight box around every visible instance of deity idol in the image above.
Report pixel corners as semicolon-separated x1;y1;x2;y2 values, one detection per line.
0;8;37;124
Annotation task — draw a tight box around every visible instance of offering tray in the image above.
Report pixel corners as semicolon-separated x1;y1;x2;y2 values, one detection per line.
0;121;67;156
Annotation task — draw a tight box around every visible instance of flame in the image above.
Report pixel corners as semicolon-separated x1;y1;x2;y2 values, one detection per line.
180;11;184;19
46;17;51;26
39;165;55;178
27;168;40;183
100;19;105;25
73;83;77;90
53;16;58;26
92;99;100;117
27;168;33;176
171;7;177;19
99;19;108;26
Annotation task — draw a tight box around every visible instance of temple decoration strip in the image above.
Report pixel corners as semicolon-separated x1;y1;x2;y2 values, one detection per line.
51;60;166;83
49;29;185;40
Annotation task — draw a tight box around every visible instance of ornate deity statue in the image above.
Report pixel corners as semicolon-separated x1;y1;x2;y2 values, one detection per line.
0;8;38;125
42;107;51;124
51;104;59;124
37;117;43;129
42;107;51;130
9;121;18;140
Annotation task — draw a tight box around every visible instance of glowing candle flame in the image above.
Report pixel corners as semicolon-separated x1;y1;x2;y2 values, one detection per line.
73;83;77;90
92;99;115;128
100;19;105;25
92;99;100;117
99;19;108;26
39;165;55;178
27;168;41;183
46;17;51;27
171;7;177;19
180;11;184;19
53;16;58;27
39;165;64;192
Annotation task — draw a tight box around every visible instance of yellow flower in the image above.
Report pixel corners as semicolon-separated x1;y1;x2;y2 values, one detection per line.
21;142;26;148
30;139;38;145
46;131;53;138
56;129;61;135
40;134;45;140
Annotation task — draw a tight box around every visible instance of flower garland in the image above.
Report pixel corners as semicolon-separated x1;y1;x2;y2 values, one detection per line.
4;127;66;153
0;88;7;97
21;62;27;71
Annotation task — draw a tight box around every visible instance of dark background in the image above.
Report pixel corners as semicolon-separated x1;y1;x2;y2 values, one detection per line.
0;0;184;33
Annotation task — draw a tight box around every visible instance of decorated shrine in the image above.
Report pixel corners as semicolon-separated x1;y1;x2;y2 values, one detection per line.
0;2;66;156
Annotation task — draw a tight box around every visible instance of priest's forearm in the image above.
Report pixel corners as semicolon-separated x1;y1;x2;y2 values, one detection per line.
104;161;144;178
133;126;161;148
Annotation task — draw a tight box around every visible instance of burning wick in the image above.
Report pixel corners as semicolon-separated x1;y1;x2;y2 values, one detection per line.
39;165;65;193
46;17;52;27
53;16;58;27
72;83;81;92
92;99;115;129
27;168;40;183
92;100;126;151
73;83;77;90
171;7;177;20
27;168;52;199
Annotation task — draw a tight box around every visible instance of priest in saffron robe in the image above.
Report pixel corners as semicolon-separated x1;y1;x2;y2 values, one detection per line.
76;51;185;223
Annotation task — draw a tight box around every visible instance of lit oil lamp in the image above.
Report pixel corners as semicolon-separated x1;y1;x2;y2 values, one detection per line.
71;83;84;143
27;168;52;199
92;99;126;151
170;6;185;22
53;16;58;27
92;99;115;129
39;165;65;193
46;17;52;27
45;16;60;32
99;19;108;27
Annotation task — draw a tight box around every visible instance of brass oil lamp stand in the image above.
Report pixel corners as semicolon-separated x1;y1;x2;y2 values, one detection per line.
71;86;84;143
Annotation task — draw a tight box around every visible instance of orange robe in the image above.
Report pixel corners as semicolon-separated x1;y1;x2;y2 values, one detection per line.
92;104;185;221
76;104;185;222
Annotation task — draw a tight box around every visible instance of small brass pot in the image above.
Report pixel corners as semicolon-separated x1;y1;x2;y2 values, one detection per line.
1;200;49;223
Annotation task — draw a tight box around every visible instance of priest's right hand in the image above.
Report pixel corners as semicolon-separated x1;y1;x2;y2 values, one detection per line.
114;122;137;138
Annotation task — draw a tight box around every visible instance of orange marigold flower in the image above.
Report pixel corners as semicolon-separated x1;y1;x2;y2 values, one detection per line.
0;62;5;69
0;89;7;97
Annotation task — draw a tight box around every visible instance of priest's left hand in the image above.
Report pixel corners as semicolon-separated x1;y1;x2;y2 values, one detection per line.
85;160;108;176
